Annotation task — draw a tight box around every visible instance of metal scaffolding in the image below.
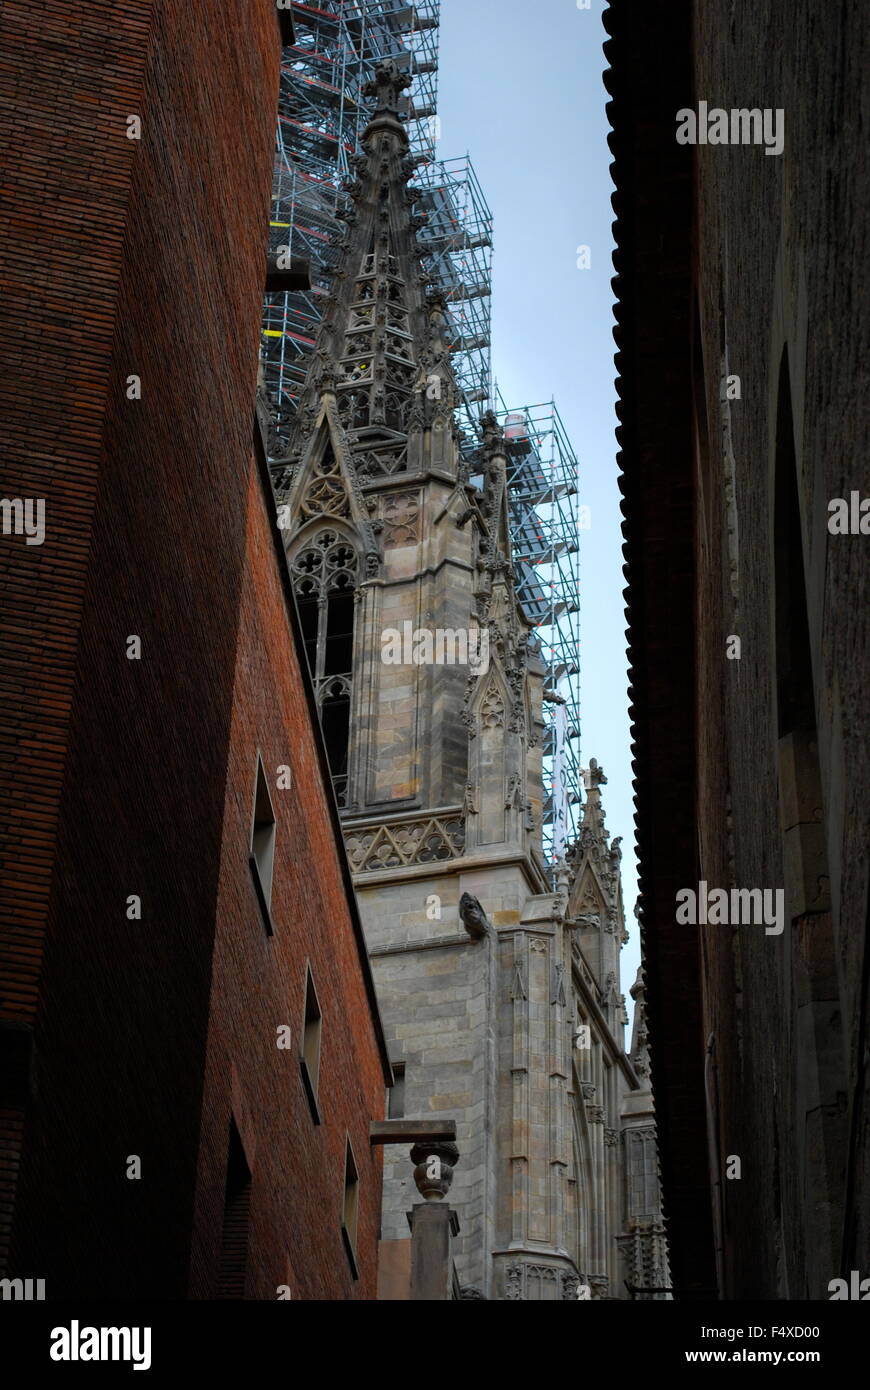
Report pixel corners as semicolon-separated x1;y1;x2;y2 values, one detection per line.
265;3;580;864
413;154;493;429
262;0;492;454
483;394;582;862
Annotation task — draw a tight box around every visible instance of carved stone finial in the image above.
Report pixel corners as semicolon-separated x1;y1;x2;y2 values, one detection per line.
459;891;491;940
555;856;572;895
410;1140;459;1201
363;59;412;113
582;757;607;789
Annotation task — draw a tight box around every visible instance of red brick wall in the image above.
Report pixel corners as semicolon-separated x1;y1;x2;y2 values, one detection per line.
188;462;385;1302
3;0;285;1293
0;0;155;1266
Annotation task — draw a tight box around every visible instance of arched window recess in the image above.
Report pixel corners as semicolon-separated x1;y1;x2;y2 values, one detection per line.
290;526;359;808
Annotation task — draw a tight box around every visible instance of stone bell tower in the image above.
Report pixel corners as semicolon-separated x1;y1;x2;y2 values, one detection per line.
273;61;653;1299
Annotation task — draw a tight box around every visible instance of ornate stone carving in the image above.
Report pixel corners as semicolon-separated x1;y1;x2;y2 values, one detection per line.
502;1262;573;1301
618;1221;670;1300
354;445;408;479
604;1127;620;1148
504;1264;524;1301
504;773;523;810
291;530;358;601
550;962;566;1006
479;681;505;730
344;812;465;873
382;491;420;546
362;59;413;111
461;670;480;737
299;442;351;519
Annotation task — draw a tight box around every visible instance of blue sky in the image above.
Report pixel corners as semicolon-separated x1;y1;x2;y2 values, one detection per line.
435;0;641;1007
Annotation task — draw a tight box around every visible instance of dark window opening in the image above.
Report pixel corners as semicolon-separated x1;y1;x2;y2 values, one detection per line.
297;594;319;677
218;1122;251;1300
290;531;357;808
300;965;322;1123
388;1062;406;1120
250;754;276;921
341;1138;360;1279
322;685;351;807
324;591;355;677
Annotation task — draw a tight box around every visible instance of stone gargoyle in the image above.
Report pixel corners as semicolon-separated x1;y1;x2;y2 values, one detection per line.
459;892;491;940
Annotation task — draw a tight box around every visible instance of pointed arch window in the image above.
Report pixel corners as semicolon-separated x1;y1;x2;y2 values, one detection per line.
291;528;359;808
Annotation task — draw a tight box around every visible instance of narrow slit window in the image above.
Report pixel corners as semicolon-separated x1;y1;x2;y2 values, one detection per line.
388;1062;405;1120
250;754;276;919
300;965;322;1122
341;1137;360;1279
218;1121;251;1299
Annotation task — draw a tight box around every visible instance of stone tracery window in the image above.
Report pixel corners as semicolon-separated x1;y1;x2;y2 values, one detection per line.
291;528;358;807
336;388;370;431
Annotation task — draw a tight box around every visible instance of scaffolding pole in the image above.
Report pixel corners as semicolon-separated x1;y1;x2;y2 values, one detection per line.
495;393;582;863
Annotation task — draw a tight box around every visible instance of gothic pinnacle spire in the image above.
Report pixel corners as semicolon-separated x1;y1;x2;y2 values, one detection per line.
278;60;461;485
581;758;608;835
362;59;413;119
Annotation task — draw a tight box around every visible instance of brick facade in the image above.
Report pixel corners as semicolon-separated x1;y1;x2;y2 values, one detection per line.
1;0;387;1298
0;0;155;1266
187;451;387;1301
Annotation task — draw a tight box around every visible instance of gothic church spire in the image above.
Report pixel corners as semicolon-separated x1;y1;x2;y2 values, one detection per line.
280;59;460;485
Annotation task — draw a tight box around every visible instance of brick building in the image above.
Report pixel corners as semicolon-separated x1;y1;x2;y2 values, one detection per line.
0;0;389;1299
606;0;869;1297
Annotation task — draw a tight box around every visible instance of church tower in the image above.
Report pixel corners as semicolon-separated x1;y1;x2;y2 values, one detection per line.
273;62;663;1300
